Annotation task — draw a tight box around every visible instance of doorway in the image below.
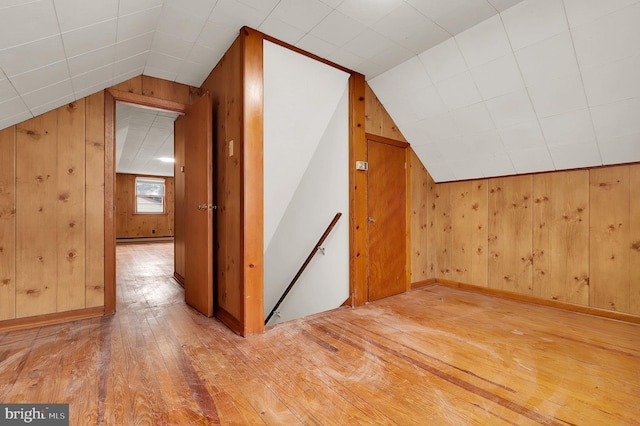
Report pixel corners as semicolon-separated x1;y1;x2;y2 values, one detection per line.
366;136;410;301
105;89;216;317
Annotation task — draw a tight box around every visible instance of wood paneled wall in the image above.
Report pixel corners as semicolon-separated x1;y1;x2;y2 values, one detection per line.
200;33;246;334
115;173;174;238
410;163;640;317
0;98;104;321
0;75;193;326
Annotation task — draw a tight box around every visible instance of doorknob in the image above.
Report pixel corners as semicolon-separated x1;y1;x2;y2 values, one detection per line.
368;217;376;223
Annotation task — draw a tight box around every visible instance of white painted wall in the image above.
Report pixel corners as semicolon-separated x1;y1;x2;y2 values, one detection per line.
263;41;350;326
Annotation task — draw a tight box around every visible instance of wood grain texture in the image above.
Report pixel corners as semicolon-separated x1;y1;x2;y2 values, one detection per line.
450;180;488;287
85;92;105;309
115;173;174;238
241;28;265;335
433;183;452;279
533;170;589;305
0;127;16;320
367;139;407;301
426;172;438;278
16;111;59;318
350;73;367;307
409;149;431;284
590;166;630;312
2;243;639;425
631;165;640;315
173;116;186;283
488;176;533;294
200;34;244;332
110;76;142;94
364;83;407;142
56;101;86;312
142;76;191;105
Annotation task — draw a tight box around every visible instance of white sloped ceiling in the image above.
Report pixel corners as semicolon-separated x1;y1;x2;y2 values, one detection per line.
370;0;640;182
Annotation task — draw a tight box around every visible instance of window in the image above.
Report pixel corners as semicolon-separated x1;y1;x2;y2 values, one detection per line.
135;176;165;214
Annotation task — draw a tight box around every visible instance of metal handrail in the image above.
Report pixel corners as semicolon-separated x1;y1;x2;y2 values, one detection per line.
265;212;343;325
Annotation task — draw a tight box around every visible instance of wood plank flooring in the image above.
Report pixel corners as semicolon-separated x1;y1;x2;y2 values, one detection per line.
1;242;639;425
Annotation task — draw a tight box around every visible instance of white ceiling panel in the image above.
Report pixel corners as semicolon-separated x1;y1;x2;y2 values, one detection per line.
2;0;639;183
53;0;118;32
455;15;511;69
501;0;567;51
0;35;66;77
0;0;59;50
508;146;555;174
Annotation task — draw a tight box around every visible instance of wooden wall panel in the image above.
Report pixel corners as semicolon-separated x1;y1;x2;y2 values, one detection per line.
450;180;488;287
56;101;86;312
433;182;452;279
426;172;438;278
488;176;533;294
630;165;640;315
533;171;589;305
142;76;191;105
0;127;15;320
364;84;407;142
115;173;174;238
111;76;142;94
590;166;630;312
409;149;430;283
173;116;186;282
200;35;244;330
85;92;105;309
16;111;58;318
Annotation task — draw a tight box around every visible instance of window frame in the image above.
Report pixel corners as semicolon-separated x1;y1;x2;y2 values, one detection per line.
134;176;167;215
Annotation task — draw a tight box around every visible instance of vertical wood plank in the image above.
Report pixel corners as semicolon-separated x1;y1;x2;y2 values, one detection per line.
350;73;367;306
409;149;430;283
200;35;244;330
173;116;186;282
0;127;16;320
56;101;86;311
364;84;407;142
630;164;640;315
16;112;58;317
533;171;589;305
488;176;533;294
590;166;630;312
103;90;116;314
87;91;106;310
142;76;191;105
242;28;265;335
434;182;451;279
450;179;488;286
111;76;142;94
426;173;438;278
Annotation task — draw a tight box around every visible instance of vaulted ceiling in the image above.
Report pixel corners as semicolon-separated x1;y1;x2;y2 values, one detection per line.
1;0;638;182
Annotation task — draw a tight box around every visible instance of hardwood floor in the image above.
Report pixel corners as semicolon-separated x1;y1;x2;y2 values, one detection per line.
1;242;639;425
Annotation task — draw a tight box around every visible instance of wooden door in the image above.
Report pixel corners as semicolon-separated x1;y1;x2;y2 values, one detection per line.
367;139;407;301
184;92;215;316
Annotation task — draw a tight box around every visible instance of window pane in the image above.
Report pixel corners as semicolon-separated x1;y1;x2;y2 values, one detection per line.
135;177;165;213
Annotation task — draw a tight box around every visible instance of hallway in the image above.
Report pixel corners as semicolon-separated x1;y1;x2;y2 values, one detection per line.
0;242;639;424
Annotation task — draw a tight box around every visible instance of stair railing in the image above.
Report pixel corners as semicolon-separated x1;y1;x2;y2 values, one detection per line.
265;212;343;325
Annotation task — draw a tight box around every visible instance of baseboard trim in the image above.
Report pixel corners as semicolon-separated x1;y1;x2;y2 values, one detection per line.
436;279;640;325
116;237;174;244
411;279;437;290
217;307;243;336
173;272;185;287
0;306;106;332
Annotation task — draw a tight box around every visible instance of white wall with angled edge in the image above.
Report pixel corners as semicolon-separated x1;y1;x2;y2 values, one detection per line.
263;40;350;326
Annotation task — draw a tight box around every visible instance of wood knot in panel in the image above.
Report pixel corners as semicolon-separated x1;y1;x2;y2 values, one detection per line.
58;192;70;202
26;289;40;296
67;167;75;175
25;129;41;140
67;250;77;262
631;241;640;252
66;102;77;112
476;246;483;255
1;278;10;285
471;203;479;211
37;256;44;262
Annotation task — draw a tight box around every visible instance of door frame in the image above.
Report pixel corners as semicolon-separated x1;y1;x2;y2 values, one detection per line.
364;133;412;301
104;89;188;314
